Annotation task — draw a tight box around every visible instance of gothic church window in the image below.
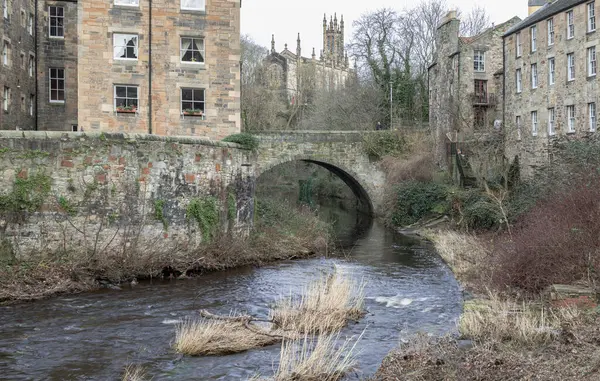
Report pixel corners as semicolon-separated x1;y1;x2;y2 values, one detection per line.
180;37;205;63
49;6;64;38
113;34;138;60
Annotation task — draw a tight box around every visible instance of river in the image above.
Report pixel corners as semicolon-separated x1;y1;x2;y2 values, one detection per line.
0;207;462;380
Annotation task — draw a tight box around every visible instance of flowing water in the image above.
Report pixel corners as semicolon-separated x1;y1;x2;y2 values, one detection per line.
0;207;462;380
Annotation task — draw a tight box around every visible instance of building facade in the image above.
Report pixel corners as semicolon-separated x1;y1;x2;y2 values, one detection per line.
429;11;521;166
1;0;241;139
504;0;600;176
265;14;352;104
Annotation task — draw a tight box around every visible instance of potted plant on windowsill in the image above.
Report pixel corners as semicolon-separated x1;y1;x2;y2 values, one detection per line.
116;105;137;114
182;109;203;117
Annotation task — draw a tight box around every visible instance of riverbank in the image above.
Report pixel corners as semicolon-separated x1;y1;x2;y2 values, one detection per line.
373;230;600;380
0;200;331;304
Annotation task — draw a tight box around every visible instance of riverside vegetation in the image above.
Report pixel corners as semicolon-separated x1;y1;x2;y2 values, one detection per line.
372;137;600;380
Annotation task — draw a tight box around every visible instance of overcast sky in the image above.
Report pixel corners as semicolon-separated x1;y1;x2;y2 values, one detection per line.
241;0;529;55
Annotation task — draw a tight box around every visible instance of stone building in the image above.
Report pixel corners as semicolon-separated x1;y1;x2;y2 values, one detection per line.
1;0;241;139
265;14;352;105
428;11;521;167
503;0;600;176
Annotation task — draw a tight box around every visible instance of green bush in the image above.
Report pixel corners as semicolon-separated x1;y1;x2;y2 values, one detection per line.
391;181;449;227
187;197;219;241
363;131;407;160
222;133;259;151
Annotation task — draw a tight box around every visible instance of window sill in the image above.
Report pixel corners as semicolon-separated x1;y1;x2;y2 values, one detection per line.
180;62;206;68
113;58;139;63
588;74;597;79
49;36;65;40
180;9;206;15
567;131;576;135
587;29;596;34
49;101;65;105
532;133;538;137
115;110;138;115
181;114;205;120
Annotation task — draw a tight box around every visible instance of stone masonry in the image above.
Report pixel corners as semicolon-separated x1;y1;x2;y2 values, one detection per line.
0;131;254;257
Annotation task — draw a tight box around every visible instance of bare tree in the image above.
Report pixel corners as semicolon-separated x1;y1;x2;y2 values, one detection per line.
459;6;492;37
241;35;268;87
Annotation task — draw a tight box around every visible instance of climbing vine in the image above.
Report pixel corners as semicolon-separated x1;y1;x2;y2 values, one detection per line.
227;192;237;222
154;199;168;231
187;197;219;241
0;172;52;223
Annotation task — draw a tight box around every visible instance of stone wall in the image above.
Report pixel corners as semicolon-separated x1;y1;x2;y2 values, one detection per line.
504;1;600;178
77;0;241;139
0;0;36;131
0;131;254;257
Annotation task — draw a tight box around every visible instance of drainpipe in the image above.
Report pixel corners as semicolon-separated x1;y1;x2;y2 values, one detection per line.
147;0;153;134
34;0;38;130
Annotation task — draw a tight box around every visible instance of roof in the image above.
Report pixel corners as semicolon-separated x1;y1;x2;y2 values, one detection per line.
529;0;548;5
505;0;587;36
460;16;522;43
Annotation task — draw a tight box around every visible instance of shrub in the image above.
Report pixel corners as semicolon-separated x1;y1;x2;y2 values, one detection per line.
390;181;449;227
490;177;600;293
450;189;502;231
362;131;407;160
186;197;219;242
222;133;259;151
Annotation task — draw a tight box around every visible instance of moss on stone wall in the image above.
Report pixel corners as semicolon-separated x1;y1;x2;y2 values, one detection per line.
0;173;52;223
187;197;219;242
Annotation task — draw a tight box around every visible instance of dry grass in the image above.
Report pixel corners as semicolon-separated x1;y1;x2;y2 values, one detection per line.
269;333;362;381
270;269;365;333
122;364;148;381
173;318;279;356
428;230;489;290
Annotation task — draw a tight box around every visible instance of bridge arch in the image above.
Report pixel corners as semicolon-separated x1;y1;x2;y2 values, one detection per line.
255;155;375;215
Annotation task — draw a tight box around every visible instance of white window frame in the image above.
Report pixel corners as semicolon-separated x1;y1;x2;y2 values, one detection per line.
181;0;205;11
29;94;34;116
516;116;522;140
3;0;7;20
568;53;575;81
3;86;9;111
549;57;556;85
28;12;33;35
49;68;65;103
2;40;8;66
28;54;34;77
516;69;522;93
548;18;555;46
114;0;139;6
114;84;139;113
474;50;485;72
567;10;575;39
567;105;576;133
531;63;538;89
531;26;537;52
531;111;538;136
48;6;64;38
548;108;555;136
180;37;205;64
590;102;597;131
113;33;139;61
516;32;522;57
589;2;596;32
589;46;597;76
180;88;205;118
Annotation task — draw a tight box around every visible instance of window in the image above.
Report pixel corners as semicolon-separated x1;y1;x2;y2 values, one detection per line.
589;46;597;76
71;125;78;132
549;57;556;85
115;0;139;6
29;94;34;116
49;6;64;38
516;69;522;93
28;54;34;77
20;94;25;112
531;26;537;52
49;68;65;103
474;80;487;103
114;85;138;112
3;87;10;112
589;2;596;32
531;111;538;136
28;12;33;35
113;34;138;60
547;18;555;46
568;53;575;81
3;0;7;20
531;63;538;89
181;88;205;116
516;32;522;57
20;9;25;26
548;108;555;135
2;40;10;66
181;0;205;11
567;10;575;39
516;116;522;140
567;105;576;133
474;50;485;72
590;103;597;131
474;107;487;129
180;37;205;63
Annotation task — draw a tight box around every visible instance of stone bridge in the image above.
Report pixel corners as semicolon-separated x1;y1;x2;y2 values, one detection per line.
254;131;386;215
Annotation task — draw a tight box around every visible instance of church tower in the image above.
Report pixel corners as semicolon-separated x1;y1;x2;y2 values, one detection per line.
323;13;345;67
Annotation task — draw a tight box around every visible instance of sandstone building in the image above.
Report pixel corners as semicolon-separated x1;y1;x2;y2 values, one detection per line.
429;12;521;166
265;14;353;105
1;0;241;139
503;0;600;176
